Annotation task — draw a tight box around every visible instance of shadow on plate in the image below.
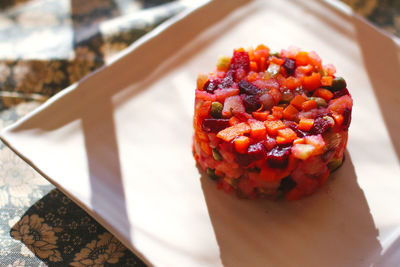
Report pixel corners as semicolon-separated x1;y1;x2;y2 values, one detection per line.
9;188;146;266
201;152;382;267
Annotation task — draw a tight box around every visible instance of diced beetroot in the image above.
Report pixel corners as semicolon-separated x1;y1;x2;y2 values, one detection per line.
242;95;261;113
204;79;221;93
333;88;350;99
229;51;250;72
202;118;230;133
248;142;268;161
267;146;291;168
310;116;333;135
222;95;245;117
283;57;296;75
342;107;352;130
238;80;261;95
235;153;253;167
261;136;277;151
219;70;235;89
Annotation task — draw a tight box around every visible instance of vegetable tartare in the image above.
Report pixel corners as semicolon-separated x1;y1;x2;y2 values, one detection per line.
193;45;352;200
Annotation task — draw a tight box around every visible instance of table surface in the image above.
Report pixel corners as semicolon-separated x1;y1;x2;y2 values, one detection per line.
0;0;398;266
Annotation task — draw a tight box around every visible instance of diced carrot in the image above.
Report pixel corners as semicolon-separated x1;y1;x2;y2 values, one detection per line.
264;120;285;135
266;114;276;121
314;88;333;101
332;113;344;126
271;56;284;65
259;56;267;72
247;47;255;61
290;94;308;109
295;51;310;66
321;75;333;86
301;99;317;111
229;116;240;126
271;106;284;119
302;72;321;91
252;110;270;121
277;128;297;144
200;141;212;155
248;120;267;139
235;47;245;52
298;118;315;131
297;64;313;74
285;76;301;90
255;44;269;52
247;72;259;82
293;137;305;145
234;135;250;154
250;61;258;72
283;104;299;120
217;122;250;142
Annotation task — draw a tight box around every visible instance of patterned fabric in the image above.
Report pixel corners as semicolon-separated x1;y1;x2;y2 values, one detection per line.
0;0;398;266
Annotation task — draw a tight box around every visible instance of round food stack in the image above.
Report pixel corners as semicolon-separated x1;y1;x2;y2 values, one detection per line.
193;45;352;200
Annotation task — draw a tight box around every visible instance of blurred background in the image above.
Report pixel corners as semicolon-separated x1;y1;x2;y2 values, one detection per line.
0;0;398;266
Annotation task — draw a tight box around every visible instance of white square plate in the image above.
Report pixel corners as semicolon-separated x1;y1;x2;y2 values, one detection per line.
2;0;400;266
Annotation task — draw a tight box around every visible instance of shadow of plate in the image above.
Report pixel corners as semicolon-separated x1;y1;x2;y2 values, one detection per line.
201;151;382;267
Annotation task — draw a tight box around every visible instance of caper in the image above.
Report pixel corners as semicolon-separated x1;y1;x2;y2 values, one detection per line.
210;102;223;118
206;168;219;180
331;77;347;91
212;148;223;161
310;97;327;107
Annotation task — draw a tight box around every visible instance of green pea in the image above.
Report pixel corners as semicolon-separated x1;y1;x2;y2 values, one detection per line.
270;51;281;58
206;168;219;180
210;102;223;118
310;97;327;107
328;157;343;172
212;148;223;161
331;77;347;91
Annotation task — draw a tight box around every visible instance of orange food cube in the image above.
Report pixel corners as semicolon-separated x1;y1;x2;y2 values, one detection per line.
302;72;321;91
255;44;269;51
271;106;284;119
259;56;267;71
295;51;310;66
332;113;344;126
250;61;258;72
277;128;297;144
314;88;334;101
321;76;333;86
298;118;315;131
252;110;270;121
285;76;301;90
229;116;240;126
283;104;299;120
290;94;308;109
296;64;313;74
301;99;317;111
234;136;250;154
248;120;267;139
271;56;284;65
293;137;306;145
217;122;250;142
265;120;285;135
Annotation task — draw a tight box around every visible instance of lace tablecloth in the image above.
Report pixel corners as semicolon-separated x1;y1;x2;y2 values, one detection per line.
0;0;398;266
